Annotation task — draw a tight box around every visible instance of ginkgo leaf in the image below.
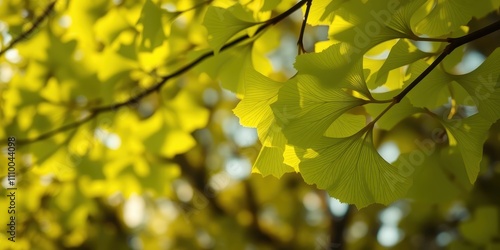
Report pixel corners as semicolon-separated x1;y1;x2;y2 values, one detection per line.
386;0;426;36
252;146;292;178
437;114;492;183
137;0;166;51
260;0;281;11
404;59;455;108
306;0;347;25
194;43;273;95
203;6;257;54
294;43;372;99
450;49;500;123
233;68;295;177
272;74;367;147
415;0;496;37
404;148;472;203
374;39;432;85
324;113;366;138
233;67;284;129
300;128;412;209
332;0;419;51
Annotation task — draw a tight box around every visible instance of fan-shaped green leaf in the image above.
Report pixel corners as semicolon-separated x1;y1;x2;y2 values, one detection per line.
437;114;492;183
294;43;372;98
333;0;420;51
272;75;367;147
137;0;166;51
233;68;295;177
374;39;432;85
203;6;257;54
300;128;412;209
451;49;500;123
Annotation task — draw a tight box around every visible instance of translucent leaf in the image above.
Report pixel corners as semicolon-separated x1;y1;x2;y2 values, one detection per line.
307;0;347;25
272;75;367;147
324;113;366;138
203;6;257;54
438;114;492;183
415;0;498;36
294;43;372;99
300;128;412;209
332;0;419;51
233;68;295;177
374;39;432;85
451;49;500;123
252;145;294;178
405;60;455;108
233;68;284;129
194;44;263;95
386;0;426;36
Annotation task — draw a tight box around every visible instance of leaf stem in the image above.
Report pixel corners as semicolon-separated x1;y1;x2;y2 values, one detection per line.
410;37;450;42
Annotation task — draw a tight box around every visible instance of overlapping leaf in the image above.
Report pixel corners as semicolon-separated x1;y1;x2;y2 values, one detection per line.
272;74;367;147
233;68;296;177
450;49;500;123
415;0;499;36
332;0;424;51
437;114;492;183
203;5;258;54
300;128;412;208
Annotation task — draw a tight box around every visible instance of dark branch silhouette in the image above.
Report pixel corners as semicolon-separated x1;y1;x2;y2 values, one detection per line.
0;1;57;57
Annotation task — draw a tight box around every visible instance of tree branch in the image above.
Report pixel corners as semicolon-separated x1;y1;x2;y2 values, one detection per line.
9;0;309;146
297;0;313;54
369;20;500;126
0;1;57;58
15;112;96;146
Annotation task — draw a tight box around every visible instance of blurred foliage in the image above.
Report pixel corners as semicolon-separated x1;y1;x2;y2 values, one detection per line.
0;0;500;249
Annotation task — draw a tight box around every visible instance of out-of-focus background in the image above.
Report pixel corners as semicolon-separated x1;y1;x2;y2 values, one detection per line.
1;0;500;249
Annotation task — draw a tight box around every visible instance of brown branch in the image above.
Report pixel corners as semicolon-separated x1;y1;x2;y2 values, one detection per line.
0;1;57;58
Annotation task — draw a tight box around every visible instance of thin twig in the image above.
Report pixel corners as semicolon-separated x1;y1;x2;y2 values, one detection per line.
0;1;57;57
297;0;313;54
370;20;500;126
15;112;97;146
